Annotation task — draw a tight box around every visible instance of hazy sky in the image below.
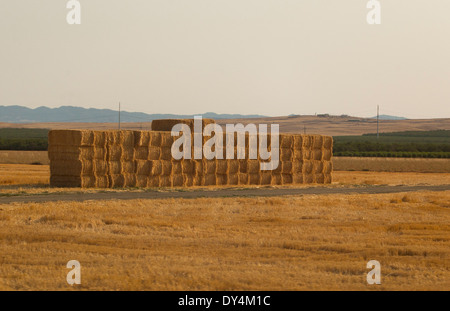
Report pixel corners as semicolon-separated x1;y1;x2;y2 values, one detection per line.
0;0;449;118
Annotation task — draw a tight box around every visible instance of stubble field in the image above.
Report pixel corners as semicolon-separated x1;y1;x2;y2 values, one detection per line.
0;164;449;290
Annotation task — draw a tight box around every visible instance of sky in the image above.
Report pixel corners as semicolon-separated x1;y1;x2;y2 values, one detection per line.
0;0;449;119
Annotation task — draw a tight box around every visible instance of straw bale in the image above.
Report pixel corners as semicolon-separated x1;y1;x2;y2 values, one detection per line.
48;130;94;146
135;146;149;160
216;160;228;175
120;131;135;148
50;175;81;188
193;175;202;186
323;136;333;149
204;160;216;174
108;161;122;175
282;161;293;174
293;173;303;184
94;148;107;160
313;149;323;161
121;161;136;174
249;173;260;185
148;176;160;187
239;160;248;173
161;134;175;147
302;150;312;161
134;131;151;147
108;145;122;161
271;174;282;185
194;160;203;175
322;149;332;161
323;161;333;174
228;174;239;185
238;173;249;185
172;174;184;187
280;135;293;148
159;176;172;187
110;175;125;188
184;175;195;187
136;175;148;188
94;160;108;175
81;175;96;188
95;176;109;188
172;161;182;174
292;161;303;173
312;135;323;149
302;136;312;148
148;146;161;160
204;174;216;186
282;174;293;184
303;174;314;184
293;135;303;150
151;161;162;175
161;160;172;176
324;174;332;184
181;160;195;174
150;132;162;147
151;118;215;132
313;161;324;174
160;147;173;160
228;160;239;175
260;172;272;185
248;160;260;174
121;148;135;161
303;162;313;174
280;148;292;161
315;174;325;184
107;131;121;145
216;174;228;186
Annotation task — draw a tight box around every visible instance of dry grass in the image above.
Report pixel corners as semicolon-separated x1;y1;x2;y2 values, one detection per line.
0;191;448;290
0;164;49;186
0;151;49;165
333;171;450;186
333;157;450;173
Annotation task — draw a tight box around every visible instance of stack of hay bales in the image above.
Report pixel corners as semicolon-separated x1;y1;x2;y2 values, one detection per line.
48;129;333;188
151;118;216;132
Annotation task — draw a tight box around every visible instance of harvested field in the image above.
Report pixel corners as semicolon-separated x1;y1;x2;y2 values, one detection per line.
0;191;448;290
333;157;450;173
0;151;49;165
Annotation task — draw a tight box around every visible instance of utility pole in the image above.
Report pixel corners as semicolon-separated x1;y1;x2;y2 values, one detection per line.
377;105;379;139
118;102;121;130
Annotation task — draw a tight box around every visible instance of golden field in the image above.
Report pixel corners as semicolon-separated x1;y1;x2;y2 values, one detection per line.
0;192;449;290
0;164;449;290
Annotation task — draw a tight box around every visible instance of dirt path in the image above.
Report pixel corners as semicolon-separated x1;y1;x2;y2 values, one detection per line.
1;184;449;204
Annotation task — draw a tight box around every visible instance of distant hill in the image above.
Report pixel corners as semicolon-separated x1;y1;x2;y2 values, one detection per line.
0;105;267;123
370;115;407;120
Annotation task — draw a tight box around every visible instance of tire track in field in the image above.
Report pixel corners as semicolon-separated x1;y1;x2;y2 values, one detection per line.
0;184;449;204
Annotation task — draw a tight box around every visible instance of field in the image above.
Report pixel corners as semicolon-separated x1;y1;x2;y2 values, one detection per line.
0;162;449;290
0;191;449;290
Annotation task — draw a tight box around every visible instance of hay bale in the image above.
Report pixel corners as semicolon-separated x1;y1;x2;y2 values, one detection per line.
110;174;125;188
172;174;184;187
160;147;172;160
324;174;332;184
239;160;248;173
172;161;182;174
292;161;303;173
248;160;260;174
228;160;239;175
315;173;325;184
108;145;122;161
161;160;172;176
216;160;228;175
293;135;303;150
303;174;314;184
147;176;160;187
151;118;215;132
323;161;333;174
151;161;162;175
135;146;149;160
249;173;260;185
161;134;175;148
159;176;172;187
280;135;293;148
204;160;216;174
204;174;216;186
282;161;293;174
124;174;136;187
134;131;151;147
281;174;293;184
94;160;108;175
121;148;135;161
150;132;162;147
107;131;121;145
148;146;161;160
50;175;81;188
323;149;332;161
323;136;333;149
136;175;148;188
48;130;94;146
303;162;313;174
50;160;82;177
216;174;228;186
193;175;202;186
261;172;272;185
313;161;324;174
302;150;312;161
194;160;203;175
184;175;194;187
109;161;122;175
181;160;195;174
228;174;239;185
95;176;109;188
120;131;135;148
280;148;292;161
302;136;312;148
121;161;136;174
313;149;322;161
238;173;249;185
312;135;323;149
271;174;282;185
293;173;303;184
93;132;106;146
